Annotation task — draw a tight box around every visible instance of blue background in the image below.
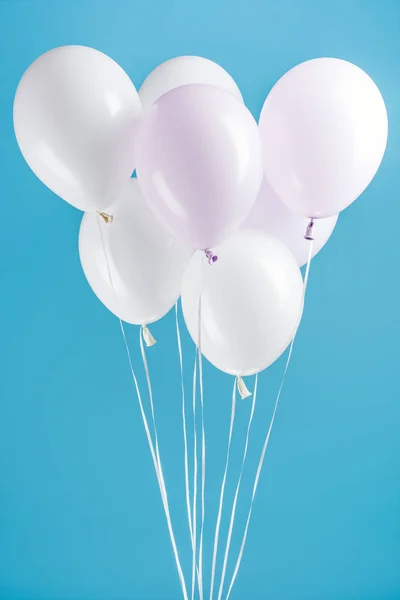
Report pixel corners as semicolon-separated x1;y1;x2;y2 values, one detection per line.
1;1;399;599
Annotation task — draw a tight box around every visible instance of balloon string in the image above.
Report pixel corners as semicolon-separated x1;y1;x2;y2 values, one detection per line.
139;326;164;493
198;348;206;600
123;322;188;600
192;347;198;600
175;302;195;547
175;303;202;594
198;255;206;600
210;379;237;600
216;375;258;600
303;238;314;293
96;215;188;600
224;343;292;600
225;240;314;600
190;252;207;600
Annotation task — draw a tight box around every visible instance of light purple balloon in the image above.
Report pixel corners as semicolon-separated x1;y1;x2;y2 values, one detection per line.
135;84;263;250
242;179;338;267
259;58;388;218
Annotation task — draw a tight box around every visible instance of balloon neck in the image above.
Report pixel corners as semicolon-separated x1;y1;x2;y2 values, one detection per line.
304;218;315;241
237;376;252;400
98;212;113;224
204;249;218;265
142;325;157;347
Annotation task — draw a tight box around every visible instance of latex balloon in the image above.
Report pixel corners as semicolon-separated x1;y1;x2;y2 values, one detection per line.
242;179;338;267
14;45;142;212
259;58;388;218
136;84;263;251
139;56;243;109
79;179;192;325
181;230;303;376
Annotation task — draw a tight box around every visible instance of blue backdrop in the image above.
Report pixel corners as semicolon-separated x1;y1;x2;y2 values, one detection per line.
1;1;399;599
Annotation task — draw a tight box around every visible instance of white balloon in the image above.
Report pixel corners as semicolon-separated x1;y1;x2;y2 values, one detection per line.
139;56;243;109
243;179;338;267
259;58;388;218
79;179;192;325
14;45;142;212
181;230;303;376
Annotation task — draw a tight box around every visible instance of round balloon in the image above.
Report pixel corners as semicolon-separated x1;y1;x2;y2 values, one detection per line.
181;230;303;376
14;45;142;212
79;179;192;325
139;56;243;109
136;84;263;250
242;178;338;267
259;58;388;218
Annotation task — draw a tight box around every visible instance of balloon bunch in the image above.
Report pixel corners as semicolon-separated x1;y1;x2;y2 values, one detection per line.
14;47;387;381
14;46;388;598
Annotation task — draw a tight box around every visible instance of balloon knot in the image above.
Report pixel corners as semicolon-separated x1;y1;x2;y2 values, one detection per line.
205;249;218;265
304;218;315;241
98;212;113;224
142;325;157;347
237;376;252;400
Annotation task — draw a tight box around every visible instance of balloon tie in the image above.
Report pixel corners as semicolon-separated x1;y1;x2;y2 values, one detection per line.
304;218;315;241
142;325;157;347
236;376;252;400
98;212;113;224
204;249;218;265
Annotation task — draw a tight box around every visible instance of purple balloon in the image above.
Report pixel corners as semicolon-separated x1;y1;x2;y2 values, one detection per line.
135;84;263;250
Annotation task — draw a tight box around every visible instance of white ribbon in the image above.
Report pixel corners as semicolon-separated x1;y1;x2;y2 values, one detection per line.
190;252;207;600
96;215;188;600
175;303;203;594
224;240;315;600
192;349;198;600
216;375;258;600
197;258;206;600
122;322;188;600
210;379;237;600
225;342;292;600
175;302;194;547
